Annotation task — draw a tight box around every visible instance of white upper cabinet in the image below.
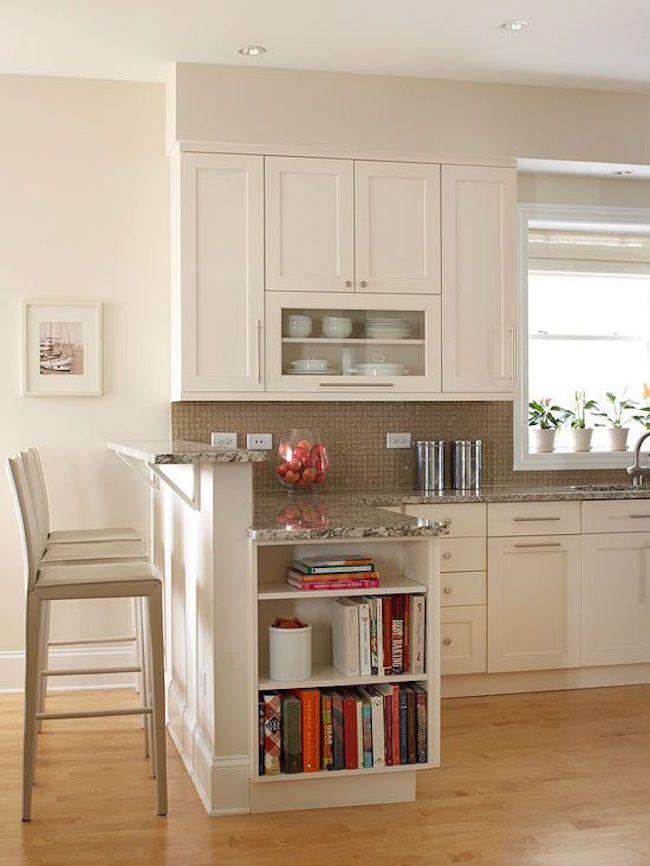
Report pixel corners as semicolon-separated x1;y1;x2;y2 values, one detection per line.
582;533;650;666
441;165;516;394
265;157;355;293
487;535;581;672
174;153;264;397
354;162;441;295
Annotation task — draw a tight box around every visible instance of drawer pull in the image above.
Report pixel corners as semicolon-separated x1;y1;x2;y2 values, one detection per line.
319;382;395;387
512;516;561;522
629;514;650;519
442;637;452;646
442;552;452;560
443;586;453;594
513;541;562;549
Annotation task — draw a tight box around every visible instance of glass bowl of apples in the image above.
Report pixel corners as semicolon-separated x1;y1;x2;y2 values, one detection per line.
276;429;329;491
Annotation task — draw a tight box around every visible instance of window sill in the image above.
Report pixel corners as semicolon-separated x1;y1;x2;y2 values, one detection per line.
514;448;637;472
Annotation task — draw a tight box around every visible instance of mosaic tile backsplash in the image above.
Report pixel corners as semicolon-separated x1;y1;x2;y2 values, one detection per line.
171;401;627;494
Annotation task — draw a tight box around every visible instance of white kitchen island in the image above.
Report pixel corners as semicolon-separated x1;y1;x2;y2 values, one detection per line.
107;440;447;816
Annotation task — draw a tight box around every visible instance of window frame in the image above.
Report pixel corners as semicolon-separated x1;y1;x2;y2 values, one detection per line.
515;202;650;471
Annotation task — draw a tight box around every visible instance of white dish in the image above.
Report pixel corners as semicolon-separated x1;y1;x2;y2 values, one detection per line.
290;358;330;371
286;315;313;338
352;363;407;376
288;368;341;376
322;316;353;339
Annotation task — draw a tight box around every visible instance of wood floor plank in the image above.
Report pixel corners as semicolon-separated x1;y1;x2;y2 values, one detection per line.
1;686;650;864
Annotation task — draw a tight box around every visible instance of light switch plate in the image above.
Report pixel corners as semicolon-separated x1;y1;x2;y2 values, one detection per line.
211;432;238;448
247;433;273;450
386;432;412;449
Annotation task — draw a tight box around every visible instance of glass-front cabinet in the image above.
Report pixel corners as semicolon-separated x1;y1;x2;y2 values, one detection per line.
265;293;441;393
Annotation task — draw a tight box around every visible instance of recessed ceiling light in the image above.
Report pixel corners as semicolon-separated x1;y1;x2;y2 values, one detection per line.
238;45;266;57
499;19;529;31
611;169;633;177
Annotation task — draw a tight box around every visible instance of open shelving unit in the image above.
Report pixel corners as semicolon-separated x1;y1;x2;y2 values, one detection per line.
249;536;440;812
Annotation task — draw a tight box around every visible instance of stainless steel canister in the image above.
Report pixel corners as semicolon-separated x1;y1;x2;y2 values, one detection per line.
452;440;482;490
416;441;445;491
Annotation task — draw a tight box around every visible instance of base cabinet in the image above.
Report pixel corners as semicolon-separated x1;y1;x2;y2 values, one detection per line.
487;536;581;672
582;533;650;666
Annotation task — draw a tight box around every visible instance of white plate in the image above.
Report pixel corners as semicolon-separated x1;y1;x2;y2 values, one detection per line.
290;359;330;371
287;369;341;376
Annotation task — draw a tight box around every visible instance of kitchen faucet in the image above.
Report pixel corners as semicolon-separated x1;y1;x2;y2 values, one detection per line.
626;430;650;486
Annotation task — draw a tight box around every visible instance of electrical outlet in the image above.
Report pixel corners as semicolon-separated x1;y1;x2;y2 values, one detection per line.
386;432;412;449
211;432;238;448
247;432;273;450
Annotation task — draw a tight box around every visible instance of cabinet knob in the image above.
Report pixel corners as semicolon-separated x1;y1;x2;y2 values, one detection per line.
443;637;452;646
443;586;452;594
345;280;353;288
443;551;452;560
360;280;368;288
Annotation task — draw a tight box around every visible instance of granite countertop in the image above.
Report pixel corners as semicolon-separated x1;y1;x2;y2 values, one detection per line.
360;484;650;505
250;494;449;542
106;439;267;465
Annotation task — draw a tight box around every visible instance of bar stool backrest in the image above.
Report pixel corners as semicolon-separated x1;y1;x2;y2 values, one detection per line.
6;455;44;592
22;448;49;549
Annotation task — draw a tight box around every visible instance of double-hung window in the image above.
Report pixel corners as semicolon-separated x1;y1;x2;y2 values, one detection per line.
516;205;650;468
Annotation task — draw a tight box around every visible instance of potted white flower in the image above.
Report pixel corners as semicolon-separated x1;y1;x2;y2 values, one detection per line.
528;398;562;453
560;390;598;452
594;391;646;451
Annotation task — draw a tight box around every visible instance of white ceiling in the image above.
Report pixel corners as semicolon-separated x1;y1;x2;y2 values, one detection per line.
0;0;649;91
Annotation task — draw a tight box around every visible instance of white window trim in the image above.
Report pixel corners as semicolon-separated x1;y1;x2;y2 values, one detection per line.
515;202;650;472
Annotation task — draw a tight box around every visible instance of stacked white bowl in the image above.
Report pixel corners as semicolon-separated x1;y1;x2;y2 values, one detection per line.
322;316;353;338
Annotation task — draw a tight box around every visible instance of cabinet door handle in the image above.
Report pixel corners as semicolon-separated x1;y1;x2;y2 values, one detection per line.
345;280;353;288
443;585;453;594
513;541;562;548
442;637;452;646
257;319;263;384
629;514;650;519
512;516;561;522
442;551;452;559
319;382;395;387
360;280;368;288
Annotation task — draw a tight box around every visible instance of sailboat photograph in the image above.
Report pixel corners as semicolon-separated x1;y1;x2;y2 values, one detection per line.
39;321;84;375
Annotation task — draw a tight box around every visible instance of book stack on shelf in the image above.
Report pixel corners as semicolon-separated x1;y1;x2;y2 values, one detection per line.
287;554;379;592
333;593;425;677
259;683;428;776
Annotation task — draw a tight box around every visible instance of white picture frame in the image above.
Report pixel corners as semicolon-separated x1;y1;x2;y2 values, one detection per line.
22;300;103;396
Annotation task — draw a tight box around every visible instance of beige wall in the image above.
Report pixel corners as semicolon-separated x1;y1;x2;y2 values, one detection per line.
0;75;169;667
172;63;650;165
518;172;650;207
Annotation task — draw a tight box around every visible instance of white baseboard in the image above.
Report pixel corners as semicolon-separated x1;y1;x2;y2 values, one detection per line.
0;645;138;693
167;680;250;816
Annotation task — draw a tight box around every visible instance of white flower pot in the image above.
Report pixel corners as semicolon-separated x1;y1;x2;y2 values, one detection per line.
529;428;556;453
603;427;629;452
567;428;593;452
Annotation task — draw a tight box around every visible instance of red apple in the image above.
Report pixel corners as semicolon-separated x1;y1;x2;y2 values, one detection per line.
276;463;288;477
284;470;299;484
297;439;313;451
301;467;317;484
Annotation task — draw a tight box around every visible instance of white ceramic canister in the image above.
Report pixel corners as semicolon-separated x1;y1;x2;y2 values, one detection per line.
268;624;312;681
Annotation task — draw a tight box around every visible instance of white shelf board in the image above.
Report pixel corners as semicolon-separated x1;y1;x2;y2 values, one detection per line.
258;573;428;600
282;338;424;345
253;761;433;783
258;662;427;691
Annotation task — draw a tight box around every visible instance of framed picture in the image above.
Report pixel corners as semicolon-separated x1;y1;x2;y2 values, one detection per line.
22;301;103;396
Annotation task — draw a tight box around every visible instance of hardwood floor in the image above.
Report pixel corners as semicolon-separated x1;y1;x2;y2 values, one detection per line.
1;686;650;865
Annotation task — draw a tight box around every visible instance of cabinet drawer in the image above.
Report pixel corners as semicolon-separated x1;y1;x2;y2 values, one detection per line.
440;538;486;572
405;503;486;538
441;606;487;675
582;500;650;534
488;502;580;537
441;571;486;607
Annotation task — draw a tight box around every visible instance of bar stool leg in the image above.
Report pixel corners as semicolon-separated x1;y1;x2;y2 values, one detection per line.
23;592;42;821
147;584;167;816
135;598;150;759
35;601;51;736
